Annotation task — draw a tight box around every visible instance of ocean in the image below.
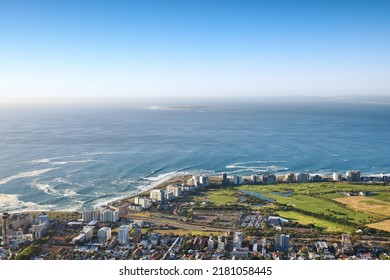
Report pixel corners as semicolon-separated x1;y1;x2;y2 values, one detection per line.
0;100;389;212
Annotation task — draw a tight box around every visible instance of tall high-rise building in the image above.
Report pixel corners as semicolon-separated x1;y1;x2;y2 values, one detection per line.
284;173;295;183
233;231;243;248
199;176;210;187
98;227;112;243
132;229;142;244
346;170;361;182
1;213;9;248
118;225;130;244
296;172;310;182
100;209;119;223
233;175;243;185
166;185;182;197
333;172;342;182
82;210;100;222
250;175;258;183
134;197;150;209
263;174;276;184
150;189;165;202
275;234;290;252
222;172;228;185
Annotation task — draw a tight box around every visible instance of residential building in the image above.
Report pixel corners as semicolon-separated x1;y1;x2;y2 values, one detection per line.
250;175;259;183
150;233;160;246
233;175;243;185
31;212;49;239
222;172;228;184
166;185;182;197
275;234;290;252
100;209;119;223
346;170;361;182
165;191;175;201
310;174;323;182
132;229;142;244
217;241;225;251
98;227;112;243
134;197;150;209
199;176;210;186
82;210;100;222
296;172;310;182
208;236;215;250
231;248;249;259
284;173;295;183
118;225;130;244
263;174;276;184
233;231;243;248
333;172;342;182
150;189;165;202
82;226;94;242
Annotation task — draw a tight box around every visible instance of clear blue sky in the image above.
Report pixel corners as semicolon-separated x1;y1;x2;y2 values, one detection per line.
1;0;389;100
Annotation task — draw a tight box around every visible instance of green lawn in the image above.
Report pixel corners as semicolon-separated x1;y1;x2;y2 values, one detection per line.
195;188;238;205
239;183;376;224
276;210;354;233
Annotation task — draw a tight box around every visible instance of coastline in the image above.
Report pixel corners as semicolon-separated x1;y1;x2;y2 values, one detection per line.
2;170;389;214
107;173;193;207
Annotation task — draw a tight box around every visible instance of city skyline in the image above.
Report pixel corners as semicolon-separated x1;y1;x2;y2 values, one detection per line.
1;0;389;100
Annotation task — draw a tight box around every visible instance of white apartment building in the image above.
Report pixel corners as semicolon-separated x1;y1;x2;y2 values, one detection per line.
134;197;150;209
98;227;112;243
150;189;165;202
118;225;130;244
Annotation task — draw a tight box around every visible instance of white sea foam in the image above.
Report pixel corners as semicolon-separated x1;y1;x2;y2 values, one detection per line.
31;182;78;198
225;162;289;174
94;171;188;208
232;160;288;165
82;152;120;156
112;178;137;186
0;193;55;213
55;200;84;212
226;161;288;170
30;155;76;164
50;159;97;165
142;171;179;182
62;189;78;198
0;168;58;185
54;177;71;184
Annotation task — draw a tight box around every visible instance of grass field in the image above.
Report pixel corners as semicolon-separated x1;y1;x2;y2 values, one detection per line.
233;182;390;231
206;189;238;205
335;196;390;218
239;185;371;224
276;210;354;233
367;219;390;232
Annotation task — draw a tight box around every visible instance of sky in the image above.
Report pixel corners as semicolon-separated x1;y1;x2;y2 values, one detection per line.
0;0;389;101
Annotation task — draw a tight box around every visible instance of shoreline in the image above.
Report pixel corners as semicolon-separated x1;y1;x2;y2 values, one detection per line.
2;170;389;214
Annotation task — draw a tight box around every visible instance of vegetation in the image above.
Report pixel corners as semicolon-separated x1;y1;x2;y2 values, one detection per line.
182;182;390;233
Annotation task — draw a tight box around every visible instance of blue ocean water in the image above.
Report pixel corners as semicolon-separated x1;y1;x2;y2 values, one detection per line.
0;100;389;212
